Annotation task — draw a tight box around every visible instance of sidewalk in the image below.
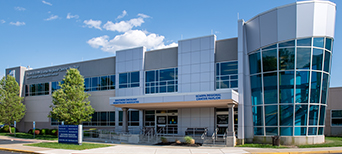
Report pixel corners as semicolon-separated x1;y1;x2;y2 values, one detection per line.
1;135;342;154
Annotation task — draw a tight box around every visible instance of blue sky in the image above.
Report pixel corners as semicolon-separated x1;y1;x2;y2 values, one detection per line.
1;0;341;87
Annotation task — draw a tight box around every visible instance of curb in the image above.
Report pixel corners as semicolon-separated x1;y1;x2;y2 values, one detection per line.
0;147;40;154
250;150;342;154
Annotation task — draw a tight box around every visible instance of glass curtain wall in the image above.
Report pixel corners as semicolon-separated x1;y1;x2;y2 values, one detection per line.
216;61;238;89
249;37;332;136
145;68;178;94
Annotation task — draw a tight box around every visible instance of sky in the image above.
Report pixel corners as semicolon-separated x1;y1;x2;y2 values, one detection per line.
0;0;341;87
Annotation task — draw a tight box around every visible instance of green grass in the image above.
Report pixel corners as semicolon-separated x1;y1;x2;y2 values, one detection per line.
297;137;342;148
236;143;288;148
0;132;58;140
25;142;112;150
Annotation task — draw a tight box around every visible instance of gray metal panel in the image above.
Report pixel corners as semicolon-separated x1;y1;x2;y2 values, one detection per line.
297;2;314;38
260;10;278;47
25;57;116;84
277;4;296;42
215;38;238;63
144;47;178;70
246;17;261;53
326;3;336;38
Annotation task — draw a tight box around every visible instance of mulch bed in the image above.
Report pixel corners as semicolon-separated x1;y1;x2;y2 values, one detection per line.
155;142;202;147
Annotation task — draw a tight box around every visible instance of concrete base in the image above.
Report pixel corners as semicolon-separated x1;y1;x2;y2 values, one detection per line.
237;139;244;145
226;136;236;147
253;135;325;145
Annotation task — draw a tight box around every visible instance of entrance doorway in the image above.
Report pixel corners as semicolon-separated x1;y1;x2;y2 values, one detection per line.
216;108;238;135
144;110;178;135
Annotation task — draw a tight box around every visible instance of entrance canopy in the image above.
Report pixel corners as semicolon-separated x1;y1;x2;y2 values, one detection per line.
109;89;239;110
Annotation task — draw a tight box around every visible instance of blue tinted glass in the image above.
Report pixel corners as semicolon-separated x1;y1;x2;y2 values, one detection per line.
216;63;220;76
254;127;263;135
295;71;310;103
266;127;278;136
221;61;238;75
265;105;277;126
264;73;277;104
220;81;229;89
119;84;127;88
279;40;295;47
253;106;263;126
297;38;312;46
159;86;166;93
262;49;277;72
101;76;108;87
231;75;238;80
279;48;295;70
279;71;294;103
216;82;220;89
280;127;293;136
131;71;139;83
280;105;293;126
318;127;324;135
146;71;155;82
308;127;317;135
220;76;230;80
295;105;308;126
119;73;128;84
325;38;332;51
294;127;307;136
313;38;324;48
160;81;166;86
160;68;175;81
319;106;326;125
262;44;277;50
296;48;311;69
230;80;238;88
312;49;323;70
52;82;58;91
324;51;331;73
310;72;321;103
167;86;175;92
110;75;115;88
250;75;262;105
131;83;139;88
249;52;261;74
92;77;98;91
321;73;329;104
145;88;150;94
309;105;319;125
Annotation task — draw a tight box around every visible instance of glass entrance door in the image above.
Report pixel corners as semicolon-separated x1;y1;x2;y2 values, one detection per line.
155;110;178;135
216;108;238;135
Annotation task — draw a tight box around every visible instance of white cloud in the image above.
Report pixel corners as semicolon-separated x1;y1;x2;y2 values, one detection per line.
45;15;58;21
137;13;150;18
83;19;102;30
0;20;5;24
42;0;52;6
87;30;177;53
66;13;79;19
103;17;145;32
116;10;127;19
14;7;26;11
9;21;25;26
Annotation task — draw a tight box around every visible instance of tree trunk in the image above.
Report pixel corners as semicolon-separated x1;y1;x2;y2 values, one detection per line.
9;125;12;134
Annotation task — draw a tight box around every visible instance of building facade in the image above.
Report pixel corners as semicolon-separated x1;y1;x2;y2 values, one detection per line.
5;0;336;145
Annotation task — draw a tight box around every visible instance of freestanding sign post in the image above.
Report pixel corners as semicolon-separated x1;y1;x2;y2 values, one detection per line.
33;121;35;139
58;125;82;145
14;121;16;137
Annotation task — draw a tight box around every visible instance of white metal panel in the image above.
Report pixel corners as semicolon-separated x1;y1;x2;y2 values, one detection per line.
200;63;210;72
201;37;211;50
190;73;200;83
246;17;260;52
125;61;132;72
200;82;210;91
191;64;200;73
182;83;191;92
191;51;201;64
181;40;191;52
200;50;211;63
182;53;191;65
278;4;296;42
326;3;336;38
182;65;191;74
260;10;278;47
200;72;210;82
191;39;201;51
182;74;191;83
297;2;314;38
313;3;328;36
190;83;200;92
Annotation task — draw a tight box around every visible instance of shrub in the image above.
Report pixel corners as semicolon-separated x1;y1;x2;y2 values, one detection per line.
50;129;58;136
1;125;9;132
34;130;40;135
41;129;49;135
184;136;194;144
28;129;33;134
160;137;168;143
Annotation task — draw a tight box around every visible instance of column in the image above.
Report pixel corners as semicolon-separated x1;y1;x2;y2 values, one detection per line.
122;108;129;132
227;104;235;135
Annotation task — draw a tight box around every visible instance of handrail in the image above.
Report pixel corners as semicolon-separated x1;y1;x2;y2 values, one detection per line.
201;128;208;140
212;128;218;144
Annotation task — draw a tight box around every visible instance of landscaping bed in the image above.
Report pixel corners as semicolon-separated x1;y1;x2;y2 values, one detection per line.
25;142;112;150
155;142;202;147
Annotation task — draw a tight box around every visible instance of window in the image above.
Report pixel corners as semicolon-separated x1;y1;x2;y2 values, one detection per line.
82;111;115;126
332;110;342;126
84;75;115;92
119;72;139;88
145;110;155;126
249;52;261;74
216;61;238;89
52;81;61;93
145;68;178;94
26;82;49;96
51;118;62;126
279;48;295;70
119;110;140;126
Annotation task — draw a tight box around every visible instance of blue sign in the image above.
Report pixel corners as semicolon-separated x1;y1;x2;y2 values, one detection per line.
196;94;221;101
33;121;35;129
113;98;139;104
58;125;79;144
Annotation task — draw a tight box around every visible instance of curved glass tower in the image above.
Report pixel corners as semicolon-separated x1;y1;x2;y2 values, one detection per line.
240;1;336;144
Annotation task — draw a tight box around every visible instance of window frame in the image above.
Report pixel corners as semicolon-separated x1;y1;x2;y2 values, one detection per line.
331;109;342;127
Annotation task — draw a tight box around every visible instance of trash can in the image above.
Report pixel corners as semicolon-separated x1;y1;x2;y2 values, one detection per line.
272;136;280;146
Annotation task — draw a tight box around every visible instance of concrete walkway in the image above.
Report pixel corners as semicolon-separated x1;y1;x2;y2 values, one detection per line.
1;136;342;154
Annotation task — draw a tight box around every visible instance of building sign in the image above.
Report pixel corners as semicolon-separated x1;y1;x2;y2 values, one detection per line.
26;65;80;80
58;125;79;144
196;94;221;101
113;98;139;104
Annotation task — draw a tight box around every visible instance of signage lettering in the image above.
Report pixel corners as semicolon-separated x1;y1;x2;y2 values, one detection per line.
58;125;79;144
26;65;80;80
113;98;139;104
196;94;221;101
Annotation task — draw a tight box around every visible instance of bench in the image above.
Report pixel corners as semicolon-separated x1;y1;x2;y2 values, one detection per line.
185;127;208;136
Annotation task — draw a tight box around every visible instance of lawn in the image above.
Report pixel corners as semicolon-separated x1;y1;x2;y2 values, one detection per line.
236;143;288;148
297;136;342;148
0;132;58;140
25;142;112;150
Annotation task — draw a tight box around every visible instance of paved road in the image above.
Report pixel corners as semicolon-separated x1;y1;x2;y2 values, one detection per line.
0;150;34;154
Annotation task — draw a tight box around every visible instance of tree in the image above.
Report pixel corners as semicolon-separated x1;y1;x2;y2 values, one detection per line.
0;75;25;134
49;68;94;125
